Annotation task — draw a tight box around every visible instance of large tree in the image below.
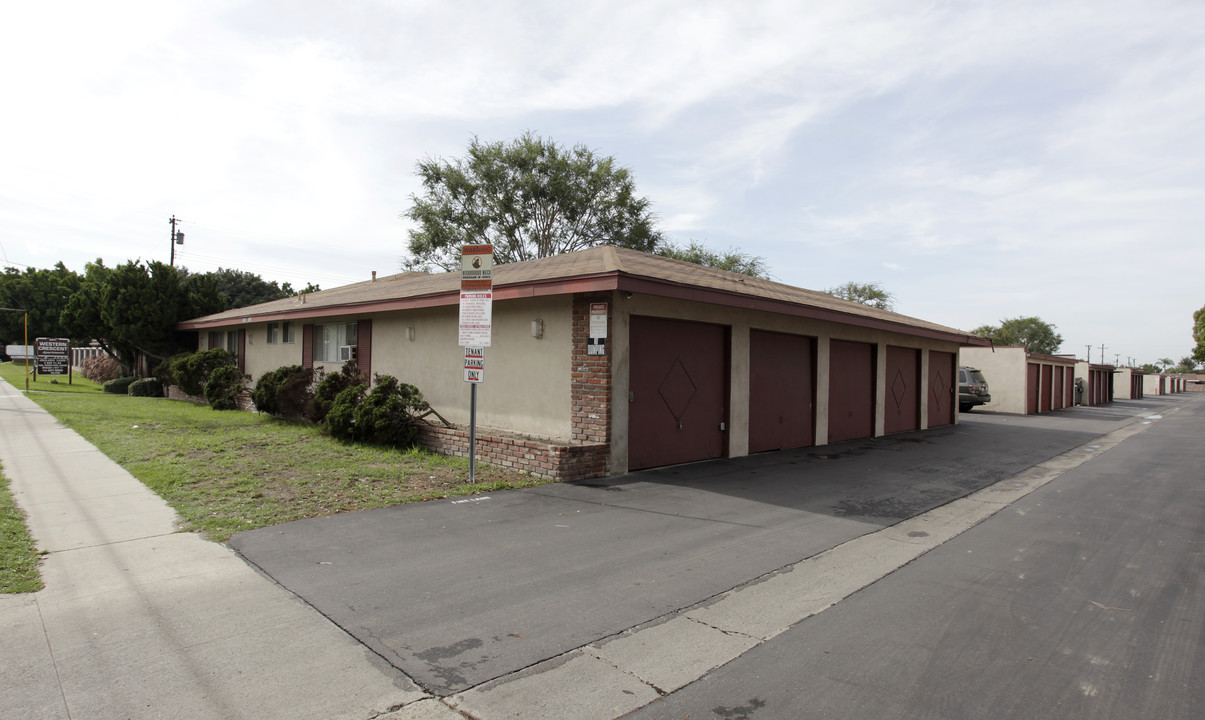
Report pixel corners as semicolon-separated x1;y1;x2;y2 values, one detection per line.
0;263;82;345
825;281;895;311
971;316;1064;355
655;241;771;279
203;267;293;310
403;133;663;271
60;260;225;373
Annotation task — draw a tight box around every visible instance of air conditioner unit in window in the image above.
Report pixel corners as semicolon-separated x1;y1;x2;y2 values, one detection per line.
339;345;356;362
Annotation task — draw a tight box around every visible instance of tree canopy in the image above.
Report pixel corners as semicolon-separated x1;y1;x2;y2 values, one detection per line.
1193;304;1205;364
403;133;663;271
59;260;226;372
825;281;895;311
0;263;82;344
971;316;1064;355
204;267;294;309
655;241;771;279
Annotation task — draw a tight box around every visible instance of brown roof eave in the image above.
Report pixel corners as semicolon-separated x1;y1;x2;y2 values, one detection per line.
1025;350;1079;365
614;275;988;346
175;274;625;331
175;291;459;330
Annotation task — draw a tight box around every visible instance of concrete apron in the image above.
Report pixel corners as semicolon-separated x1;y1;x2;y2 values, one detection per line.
0;379;425;720
407;414;1164;720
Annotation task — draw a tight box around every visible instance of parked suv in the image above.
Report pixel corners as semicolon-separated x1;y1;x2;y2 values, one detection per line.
959;366;991;412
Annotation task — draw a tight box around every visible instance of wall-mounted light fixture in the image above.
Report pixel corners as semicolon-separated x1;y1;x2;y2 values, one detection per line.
407;324;416;341
531;319;544;339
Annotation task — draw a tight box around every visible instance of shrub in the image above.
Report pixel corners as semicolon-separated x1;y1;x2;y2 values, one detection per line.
172;349;235;397
128;378;164;397
325;384;367;441
204;365;248;411
103;377;137;394
152;354;187;388
82;355;122;383
309;360;364;423
327;374;429;448
252;365;314;419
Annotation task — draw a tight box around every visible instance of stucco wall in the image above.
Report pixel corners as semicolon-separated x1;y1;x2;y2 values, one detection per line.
199;295;575;441
1114;368;1137;399
367;296;573;439
956;346;1028;414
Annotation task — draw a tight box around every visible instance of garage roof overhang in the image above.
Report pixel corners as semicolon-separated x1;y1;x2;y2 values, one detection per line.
176;248;990;348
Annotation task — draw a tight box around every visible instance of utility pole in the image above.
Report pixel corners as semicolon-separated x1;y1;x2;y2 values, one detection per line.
1099;344;1107;365
1086;345;1092;362
169;216;184;266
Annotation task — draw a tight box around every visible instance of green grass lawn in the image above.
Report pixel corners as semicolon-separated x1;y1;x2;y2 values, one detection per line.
1;462;44;593
0;363;548;554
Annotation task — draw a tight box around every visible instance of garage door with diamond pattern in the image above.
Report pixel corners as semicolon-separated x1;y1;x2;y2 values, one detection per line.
928;350;955;427
628;316;728;470
885;346;920;434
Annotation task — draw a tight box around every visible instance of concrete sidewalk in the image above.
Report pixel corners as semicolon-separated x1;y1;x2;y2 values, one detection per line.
0;378;426;720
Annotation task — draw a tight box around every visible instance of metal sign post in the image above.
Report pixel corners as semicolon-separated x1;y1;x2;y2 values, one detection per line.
459;245;493;483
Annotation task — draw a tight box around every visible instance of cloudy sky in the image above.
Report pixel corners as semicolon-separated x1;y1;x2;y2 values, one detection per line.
2;0;1202;365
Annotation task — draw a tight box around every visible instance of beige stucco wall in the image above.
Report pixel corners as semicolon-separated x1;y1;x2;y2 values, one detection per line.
960;346;1028;414
1114;368;1137;399
1142;373;1164;396
196;295;575;440
366;296;573;439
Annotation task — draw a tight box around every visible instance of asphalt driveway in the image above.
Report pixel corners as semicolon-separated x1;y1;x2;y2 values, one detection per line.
230;401;1161;696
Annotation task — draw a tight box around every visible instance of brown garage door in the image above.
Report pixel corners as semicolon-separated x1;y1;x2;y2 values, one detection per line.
885;346;920;434
629;316;728;470
749;330;815;453
1053;365;1064;410
1027;363;1040;414
929;351;955;427
828;339;876;443
1040;364;1053;413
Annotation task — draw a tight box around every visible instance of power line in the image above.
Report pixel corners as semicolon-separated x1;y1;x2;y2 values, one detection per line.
172;249;364;285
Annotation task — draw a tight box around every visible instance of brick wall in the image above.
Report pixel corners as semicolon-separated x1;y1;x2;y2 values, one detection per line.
571;294;612;446
166;385;255;411
416;424;608;481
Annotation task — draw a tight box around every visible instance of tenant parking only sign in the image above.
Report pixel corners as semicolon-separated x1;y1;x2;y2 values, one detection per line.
34;337;70;375
463;346;484;383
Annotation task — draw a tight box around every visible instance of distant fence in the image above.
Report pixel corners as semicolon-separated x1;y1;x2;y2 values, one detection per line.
5;345;106;366
73;346;106;367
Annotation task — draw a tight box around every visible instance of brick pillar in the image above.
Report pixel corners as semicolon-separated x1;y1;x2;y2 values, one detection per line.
571;294;612;446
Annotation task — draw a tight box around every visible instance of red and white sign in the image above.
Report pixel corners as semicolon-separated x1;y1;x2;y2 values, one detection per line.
458;292;493;348
459;245;494;347
463;346;484;383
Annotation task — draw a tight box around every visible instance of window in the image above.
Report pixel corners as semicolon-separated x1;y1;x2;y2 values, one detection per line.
312;321;357;363
266;322;294;344
226;330;239;362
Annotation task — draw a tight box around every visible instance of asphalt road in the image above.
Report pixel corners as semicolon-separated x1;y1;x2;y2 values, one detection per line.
625;394;1205;720
229;397;1179;699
